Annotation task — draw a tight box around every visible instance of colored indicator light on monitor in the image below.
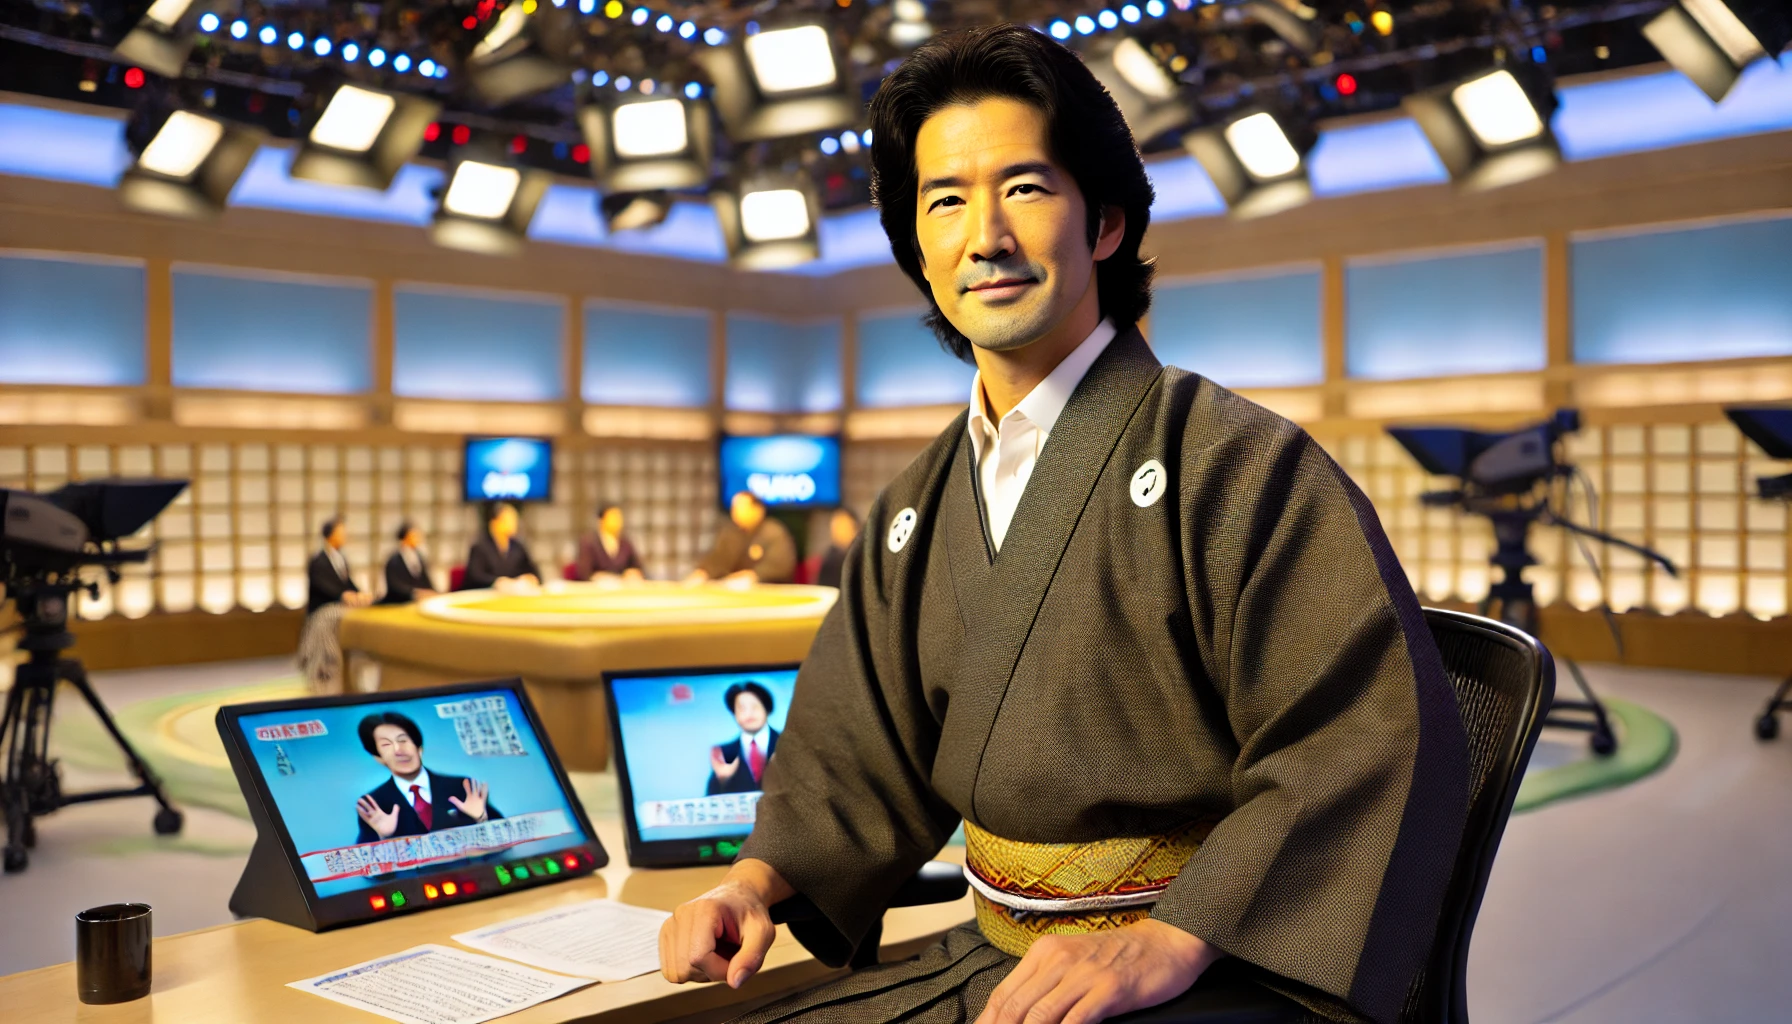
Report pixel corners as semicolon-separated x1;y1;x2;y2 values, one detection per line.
514;865;530;879
370;894;387;911
464;881;478;894
391;891;406;907
544;859;561;875
443;881;459;896
496;866;512;885
424;884;439;899
563;855;579;869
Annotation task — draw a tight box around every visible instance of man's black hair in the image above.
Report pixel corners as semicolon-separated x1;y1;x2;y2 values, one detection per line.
867;23;1156;363
724;681;776;717
395;520;414;542
597;503;621;519
321;516;344;541
358;711;424;756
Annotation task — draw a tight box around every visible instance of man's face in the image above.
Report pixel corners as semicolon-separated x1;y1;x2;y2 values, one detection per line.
371;724;422;776
732;692;768;733
731;492;765;532
491;506;517;541
830;510;858;548
912;97;1119;352
328;523;347;549
600;507;624;535
403;528;422;549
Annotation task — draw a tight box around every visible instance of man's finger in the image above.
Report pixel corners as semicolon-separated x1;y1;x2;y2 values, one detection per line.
727;911;777;989
995;958;1072;1024
1059;983;1120;1024
692;951;732;983
1019;976;1088;1024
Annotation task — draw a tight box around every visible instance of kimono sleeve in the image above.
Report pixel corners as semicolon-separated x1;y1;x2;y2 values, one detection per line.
1152;423;1470;1024
737;502;960;967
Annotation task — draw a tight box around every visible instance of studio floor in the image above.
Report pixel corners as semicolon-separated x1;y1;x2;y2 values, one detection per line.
2;657;1790;1023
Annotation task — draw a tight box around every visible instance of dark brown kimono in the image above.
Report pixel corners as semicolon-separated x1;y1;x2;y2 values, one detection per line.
697;517;798;583
735;330;1469;1024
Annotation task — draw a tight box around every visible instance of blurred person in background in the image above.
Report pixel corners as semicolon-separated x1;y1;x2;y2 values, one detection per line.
575;503;645;581
462;501;541;591
382;521;438;604
686;490;796;585
300;515;371;693
815;508;860;589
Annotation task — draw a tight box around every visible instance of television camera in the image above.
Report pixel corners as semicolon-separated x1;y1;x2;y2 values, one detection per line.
1389;409;1678;755
1723;406;1792;740
1;479;189;873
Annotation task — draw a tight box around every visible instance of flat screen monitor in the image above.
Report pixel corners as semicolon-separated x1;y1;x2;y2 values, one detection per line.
719;434;840;508
603;663;800;867
464;436;554;503
217;679;605;930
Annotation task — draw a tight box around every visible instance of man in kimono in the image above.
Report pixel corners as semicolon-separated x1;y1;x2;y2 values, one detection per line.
659;24;1468;1024
686;491;798;585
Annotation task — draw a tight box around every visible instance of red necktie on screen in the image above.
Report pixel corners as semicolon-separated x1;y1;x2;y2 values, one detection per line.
410;784;432;830
748;739;766;782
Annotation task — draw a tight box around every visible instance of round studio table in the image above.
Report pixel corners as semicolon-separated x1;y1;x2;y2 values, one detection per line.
339;580;837;772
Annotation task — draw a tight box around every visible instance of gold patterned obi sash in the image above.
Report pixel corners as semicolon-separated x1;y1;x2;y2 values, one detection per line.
962;818;1216;957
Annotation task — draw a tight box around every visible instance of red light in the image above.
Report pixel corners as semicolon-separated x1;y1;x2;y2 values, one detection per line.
571;144;590;164
423;122;441;142
563;855;579;869
423;883;440;899
369;895;387;911
509;135;527;155
443;881;459;896
451;124;471;145
463;15;478;29
1337;73;1358;96
463;881;478;893
123;67;145;89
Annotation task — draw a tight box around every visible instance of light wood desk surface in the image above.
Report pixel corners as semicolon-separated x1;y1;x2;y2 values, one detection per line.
1;820;972;1023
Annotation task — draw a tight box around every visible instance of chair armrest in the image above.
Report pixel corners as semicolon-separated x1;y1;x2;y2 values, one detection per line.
768;860;967;925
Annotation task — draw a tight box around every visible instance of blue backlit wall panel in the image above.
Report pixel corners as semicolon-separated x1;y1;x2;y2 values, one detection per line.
1346;243;1546;380
584;303;713;406
172;268;372;393
1151;268;1324;388
0;253;144;385
1573;215;1792;365
725;315;843;413
394;286;566;401
856;308;973;408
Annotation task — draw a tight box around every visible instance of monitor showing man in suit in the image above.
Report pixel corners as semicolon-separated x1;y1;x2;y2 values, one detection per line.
706;682;780;795
353;711;503;843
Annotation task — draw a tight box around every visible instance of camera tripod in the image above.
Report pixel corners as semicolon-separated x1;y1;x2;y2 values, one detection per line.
2;580;182;874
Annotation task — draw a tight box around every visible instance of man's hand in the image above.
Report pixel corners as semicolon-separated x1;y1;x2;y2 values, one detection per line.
976;920;1222;1024
356;795;400;838
660;859;795;988
345;591;373;608
710;746;741;780
683;569;710;586
448;778;489;822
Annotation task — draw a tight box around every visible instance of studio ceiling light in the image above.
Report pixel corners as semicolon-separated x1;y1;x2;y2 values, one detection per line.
1089;37;1190;144
111;0;212;77
578;95;714;191
712;175;821;269
698;23;858;141
431;149;550;256
1403;63;1561;191
1644;0;1792;102
600;190;675;232
1183;106;1316;218
291;83;438;191
119;103;261;218
466;1;584;105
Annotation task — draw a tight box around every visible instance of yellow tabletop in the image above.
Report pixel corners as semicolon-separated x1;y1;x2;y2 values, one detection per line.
0;819;972;1024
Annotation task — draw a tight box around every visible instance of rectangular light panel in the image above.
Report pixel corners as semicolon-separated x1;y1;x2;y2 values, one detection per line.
740;188;810;242
310;86;397;154
1452;71;1545;149
143;0;195;29
1684;0;1767;65
613;100;689;158
139;110;223;179
1224;112;1301;180
443;161;522;219
744;26;838;94
1114;38;1177;100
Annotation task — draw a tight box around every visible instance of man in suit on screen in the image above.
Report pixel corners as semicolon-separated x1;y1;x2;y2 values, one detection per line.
353;711;503;844
706;682;779;795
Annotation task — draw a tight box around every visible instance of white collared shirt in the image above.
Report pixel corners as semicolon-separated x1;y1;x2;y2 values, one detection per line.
394;772;430;806
325;545;349;580
739;727;769;756
401;545;422;578
967;319;1117;551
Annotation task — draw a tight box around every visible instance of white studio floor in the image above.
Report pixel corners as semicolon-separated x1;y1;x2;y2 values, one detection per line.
3;657;1792;1023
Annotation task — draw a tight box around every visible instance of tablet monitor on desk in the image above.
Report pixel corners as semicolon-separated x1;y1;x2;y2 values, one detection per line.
603;664;800;867
218;679;606;931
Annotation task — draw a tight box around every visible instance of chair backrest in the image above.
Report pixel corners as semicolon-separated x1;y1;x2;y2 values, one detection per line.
1402;608;1554;1024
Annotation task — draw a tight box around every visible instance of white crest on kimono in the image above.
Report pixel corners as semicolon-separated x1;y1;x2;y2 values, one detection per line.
887;507;919;553
1130;459;1167;508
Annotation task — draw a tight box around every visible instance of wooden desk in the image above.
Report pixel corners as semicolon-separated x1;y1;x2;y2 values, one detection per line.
0;820;972;1023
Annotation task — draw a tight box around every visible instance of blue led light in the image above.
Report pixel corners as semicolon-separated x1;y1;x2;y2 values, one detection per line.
678;20;696;38
1074;15;1095;34
745;20;758;34
435;64;449;79
287;31;305;50
1532;45;1547;63
616;75;632;91
579;0;595;12
419;59;437;77
369;47;387;67
229;18;247;38
342;42;360;62
1048;20;1071;39
632;7;649;25
1145;0;1165;15
704;27;725;45
861;128;872;145
258;25;277;45
684;81;702;98
655;14;673;31
1120;4;1140;22
393;53;412;73
198;12;219;32
592;70;610;86
820;137;839;155
313;37;332;57
1097;10;1118;29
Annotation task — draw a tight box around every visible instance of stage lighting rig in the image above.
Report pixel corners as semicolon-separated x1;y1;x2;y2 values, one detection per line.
698;23;858;142
105;0;215;78
1390;409;1679;755
1403;62;1562;191
1183;105;1316;219
431;144;551;256
578;95;713;192
118;99;261;219
291;83;439;191
466;0;585;105
1645;0;1792;103
712;174;821;269
1087;36;1191;145
600;190;675;232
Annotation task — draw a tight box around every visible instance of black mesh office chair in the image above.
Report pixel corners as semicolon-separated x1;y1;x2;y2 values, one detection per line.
772;608;1554;1024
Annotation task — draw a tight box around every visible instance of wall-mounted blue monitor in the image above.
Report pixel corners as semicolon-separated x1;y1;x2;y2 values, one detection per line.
464;437;554;503
719;435;841;508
